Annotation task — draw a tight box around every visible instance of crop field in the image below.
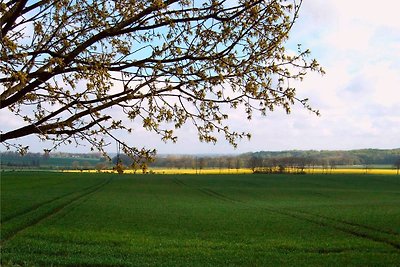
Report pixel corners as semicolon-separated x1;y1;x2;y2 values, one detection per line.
1;172;400;266
66;167;399;175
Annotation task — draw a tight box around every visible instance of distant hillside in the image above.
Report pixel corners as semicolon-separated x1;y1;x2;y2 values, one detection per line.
0;151;106;170
245;148;400;165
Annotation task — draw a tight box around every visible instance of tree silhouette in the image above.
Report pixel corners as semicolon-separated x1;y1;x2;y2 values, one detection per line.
394;158;400;175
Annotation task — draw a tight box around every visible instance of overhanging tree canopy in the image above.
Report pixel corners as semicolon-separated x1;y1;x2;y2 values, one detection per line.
1;0;323;160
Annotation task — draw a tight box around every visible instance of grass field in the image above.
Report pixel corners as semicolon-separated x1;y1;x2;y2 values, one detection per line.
1;172;400;266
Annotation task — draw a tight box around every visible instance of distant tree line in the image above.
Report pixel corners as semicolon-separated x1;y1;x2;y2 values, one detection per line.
1;149;400;174
148;155;244;174
0;151;106;170
246;149;400;165
147;149;400;174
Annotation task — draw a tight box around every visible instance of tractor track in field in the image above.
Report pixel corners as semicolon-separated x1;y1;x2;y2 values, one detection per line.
1;179;110;224
171;177;187;186
171;177;400;251
198;188;243;203
1;177;113;243
260;206;400;250
1;192;74;223
285;208;400;237
171;177;242;204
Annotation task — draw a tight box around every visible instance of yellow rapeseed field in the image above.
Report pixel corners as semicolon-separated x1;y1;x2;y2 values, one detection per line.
64;168;398;175
307;168;398;175
64;168;252;175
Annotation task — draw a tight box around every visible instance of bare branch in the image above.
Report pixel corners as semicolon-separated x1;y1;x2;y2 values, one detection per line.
0;0;322;160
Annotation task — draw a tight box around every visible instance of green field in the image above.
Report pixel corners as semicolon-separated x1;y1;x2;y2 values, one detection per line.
1;172;400;266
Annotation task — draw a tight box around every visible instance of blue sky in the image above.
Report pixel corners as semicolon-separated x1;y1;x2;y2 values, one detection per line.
1;0;399;154
132;0;400;154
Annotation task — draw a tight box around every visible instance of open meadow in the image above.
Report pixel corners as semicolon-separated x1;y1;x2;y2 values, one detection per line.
1;171;400;266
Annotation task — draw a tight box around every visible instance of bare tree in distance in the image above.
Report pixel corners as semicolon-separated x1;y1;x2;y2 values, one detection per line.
394;158;400;175
1;0;323;162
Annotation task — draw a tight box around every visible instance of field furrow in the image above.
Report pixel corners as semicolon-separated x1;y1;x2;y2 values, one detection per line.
171;176;400;251
262;206;400;251
287;208;400;236
1;179;112;224
1;176;113;242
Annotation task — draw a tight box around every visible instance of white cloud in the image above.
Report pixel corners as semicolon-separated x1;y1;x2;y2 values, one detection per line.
2;1;400;154
263;0;399;150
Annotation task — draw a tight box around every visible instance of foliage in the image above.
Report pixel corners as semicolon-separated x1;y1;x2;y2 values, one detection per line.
1;0;322;161
113;162;124;174
1;172;400;266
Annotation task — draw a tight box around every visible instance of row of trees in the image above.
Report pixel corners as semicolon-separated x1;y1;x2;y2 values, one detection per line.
248;156;353;174
0;151;105;169
2;150;400;174
247;149;400;165
148;152;400;174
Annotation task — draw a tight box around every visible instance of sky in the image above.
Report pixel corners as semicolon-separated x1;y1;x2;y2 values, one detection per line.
1;0;400;154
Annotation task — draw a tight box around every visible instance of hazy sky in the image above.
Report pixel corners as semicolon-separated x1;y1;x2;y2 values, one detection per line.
2;0;399;154
160;0;400;154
